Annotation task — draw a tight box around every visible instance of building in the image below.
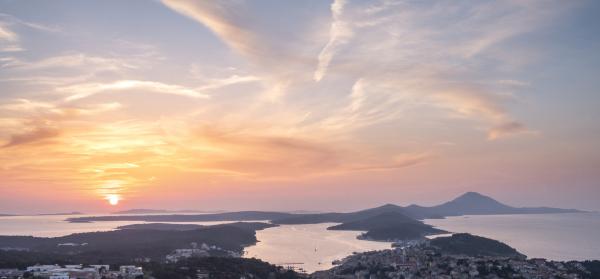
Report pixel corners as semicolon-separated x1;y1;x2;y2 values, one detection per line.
119;265;144;278
26;265;61;273
48;273;69;279
166;248;210;263
0;269;23;279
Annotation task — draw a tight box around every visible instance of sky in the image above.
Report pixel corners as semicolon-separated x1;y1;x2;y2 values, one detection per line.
0;0;599;214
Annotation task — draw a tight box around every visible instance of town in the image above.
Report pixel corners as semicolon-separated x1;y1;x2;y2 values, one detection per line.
0;240;264;279
2;237;598;279
165;242;242;263
313;241;595;279
0;264;143;279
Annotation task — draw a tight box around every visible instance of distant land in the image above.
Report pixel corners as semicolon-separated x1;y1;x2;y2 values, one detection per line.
66;192;582;243
402;192;582;219
113;209;225;215
117;223;206;231
286;210;323;214
69;192;582;223
117;222;276;232
69;211;294;223
0;212;83;217
113;209;318;215
37;211;84;216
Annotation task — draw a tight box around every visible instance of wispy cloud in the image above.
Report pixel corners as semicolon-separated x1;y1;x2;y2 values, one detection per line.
161;1;268;62
488;121;535;140
431;87;530;140
6;53;138;71
314;0;351;82
0;98;122;118
0;22;21;52
59;80;210;101
0;13;61;33
160;0;315;102
196;75;260;91
313;0;571;139
0;0;584;208
0;13;61;53
0;24;17;41
2;122;60;148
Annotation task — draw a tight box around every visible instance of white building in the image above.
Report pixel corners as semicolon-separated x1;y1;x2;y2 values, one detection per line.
166;248;210;263
119;265;144;278
26;265;100;279
26;265;60;273
48;272;69;279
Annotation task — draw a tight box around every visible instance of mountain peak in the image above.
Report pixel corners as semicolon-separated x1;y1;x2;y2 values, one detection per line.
431;191;514;215
453;192;495;202
460;191;485;197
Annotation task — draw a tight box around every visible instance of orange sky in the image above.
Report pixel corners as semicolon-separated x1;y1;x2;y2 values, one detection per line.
1;0;599;213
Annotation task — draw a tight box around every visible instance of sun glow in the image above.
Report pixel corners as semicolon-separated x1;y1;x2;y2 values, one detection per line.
107;195;120;206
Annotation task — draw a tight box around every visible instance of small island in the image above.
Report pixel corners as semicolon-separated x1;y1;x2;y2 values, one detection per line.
327;211;447;241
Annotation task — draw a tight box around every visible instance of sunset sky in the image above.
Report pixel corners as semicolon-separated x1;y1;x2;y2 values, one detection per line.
1;0;599;214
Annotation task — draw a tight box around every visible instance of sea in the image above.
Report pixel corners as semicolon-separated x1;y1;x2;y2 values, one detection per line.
0;212;598;273
424;212;600;262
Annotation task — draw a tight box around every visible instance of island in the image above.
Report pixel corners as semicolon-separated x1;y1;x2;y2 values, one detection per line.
112;209;225;215
66;192;582;244
430;233;526;259
0;222;275;267
327;212;447;241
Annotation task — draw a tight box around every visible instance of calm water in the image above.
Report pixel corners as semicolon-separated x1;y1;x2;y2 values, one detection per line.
0;216;388;273
425;213;600;261
0;214;236;237
244;223;390;273
1;213;598;273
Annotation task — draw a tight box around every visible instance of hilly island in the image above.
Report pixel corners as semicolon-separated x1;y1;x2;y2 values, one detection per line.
66;192;581;242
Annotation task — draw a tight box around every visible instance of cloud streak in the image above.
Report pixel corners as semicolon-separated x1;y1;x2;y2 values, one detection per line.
0;24;17;41
2;123;60;148
0;22;21;52
6;53;137;71
59;80;210;101
488;121;532;140
161;0;268;62
314;0;351;81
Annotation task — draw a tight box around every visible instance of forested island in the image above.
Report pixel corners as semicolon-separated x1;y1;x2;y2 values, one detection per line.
0;222;274;267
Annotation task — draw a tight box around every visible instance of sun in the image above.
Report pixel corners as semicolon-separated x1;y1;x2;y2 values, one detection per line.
107;195;120;206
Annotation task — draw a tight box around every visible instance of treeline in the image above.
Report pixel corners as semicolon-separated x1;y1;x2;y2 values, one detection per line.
580;260;600;279
430;233;525;258
146;257;304;279
0;250;73;269
0;224;263;264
